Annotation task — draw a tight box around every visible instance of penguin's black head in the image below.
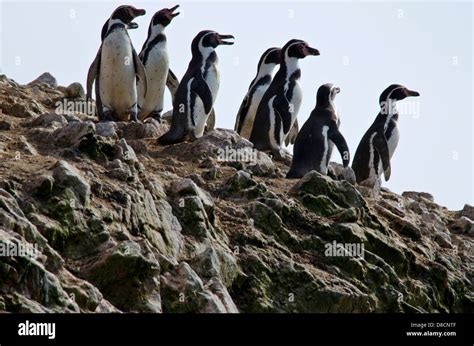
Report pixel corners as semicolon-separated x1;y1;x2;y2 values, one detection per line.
193;30;235;52
263;48;281;65
379;84;420;104
316;83;340;106
283;39;320;60
152;5;180;27
111;5;146;29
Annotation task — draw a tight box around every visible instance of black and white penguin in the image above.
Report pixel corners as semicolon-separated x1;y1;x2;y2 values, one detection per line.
287;84;350;179
234;47;281;139
352;84;420;184
249;39;320;156
138;5;180;121
157;30;234;145
86;5;148;122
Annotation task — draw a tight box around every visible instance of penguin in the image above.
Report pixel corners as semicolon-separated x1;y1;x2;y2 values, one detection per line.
287;83;350;178
249;39;320;156
158;30;234;145
86;5;148;122
234;47;281;139
138;5;180;121
352;84;420;184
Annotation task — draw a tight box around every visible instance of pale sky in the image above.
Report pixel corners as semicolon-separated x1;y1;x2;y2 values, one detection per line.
1;0;472;210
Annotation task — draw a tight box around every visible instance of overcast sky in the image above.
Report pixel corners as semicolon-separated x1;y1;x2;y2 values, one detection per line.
0;0;472;210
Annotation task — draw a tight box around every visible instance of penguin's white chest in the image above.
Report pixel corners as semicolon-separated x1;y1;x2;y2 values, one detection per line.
204;63;220;102
191;63;220;138
386;126;400;158
288;82;302;125
138;42;169;117
100;30;137;116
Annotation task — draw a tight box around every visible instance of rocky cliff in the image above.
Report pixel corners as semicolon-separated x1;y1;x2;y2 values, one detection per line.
0;73;473;313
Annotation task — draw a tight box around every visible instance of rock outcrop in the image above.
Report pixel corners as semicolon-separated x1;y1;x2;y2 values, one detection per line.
0;74;473;313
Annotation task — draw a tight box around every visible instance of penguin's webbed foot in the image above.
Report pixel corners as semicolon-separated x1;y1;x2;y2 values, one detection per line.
151;111;162;123
101;111;115;123
129;112;139;123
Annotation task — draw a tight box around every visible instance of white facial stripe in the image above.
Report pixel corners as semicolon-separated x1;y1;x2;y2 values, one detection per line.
384;87;404;130
386;86;404;100
268;96;278;150
108;18;124;30
329;86;338;120
284;41;303;59
198;32;216;74
187;78;194;127
368;132;378;177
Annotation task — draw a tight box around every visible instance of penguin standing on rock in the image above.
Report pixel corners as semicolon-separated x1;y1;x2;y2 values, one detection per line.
352;84;420;184
249;39;320;156
87;5;148;122
234;47;281;139
158;30;234;145
287;84;350;179
138;5;180;121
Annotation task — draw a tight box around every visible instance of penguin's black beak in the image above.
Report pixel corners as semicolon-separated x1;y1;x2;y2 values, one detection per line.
133;8;146;17
126;7;145;29
169;5;180;17
335;87;341;94
217;34;235;45
304;46;320;56
405;89;420;97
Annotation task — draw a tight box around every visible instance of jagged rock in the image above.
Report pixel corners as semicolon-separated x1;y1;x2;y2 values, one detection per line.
52;121;95;147
118;119;161;140
190;245;239;287
300;194;343;217
65;82;85;99
29;112;67;128
96;122;118;138
451;216;474;236
328;162;357;184
0;120;14;131
32;175;55;199
402;191;435;202
160;262;238;313
14;135;37;155
247;151;275;176
460;204;474;221
0;229;79;313
292;171;365;209
83;241;161;312
115;138;138;164
63;113;82;123
106;159;133;182
0;76;473;314
28;72;57;88
5;103;36;118
52;160;90;205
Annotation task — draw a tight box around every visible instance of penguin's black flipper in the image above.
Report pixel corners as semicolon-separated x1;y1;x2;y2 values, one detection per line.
328;125;350;167
373;131;391;181
166;69;179;100
132;47;148;98
274;95;293;134
235;94;250;133
86;47;101;102
192;76;213;115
